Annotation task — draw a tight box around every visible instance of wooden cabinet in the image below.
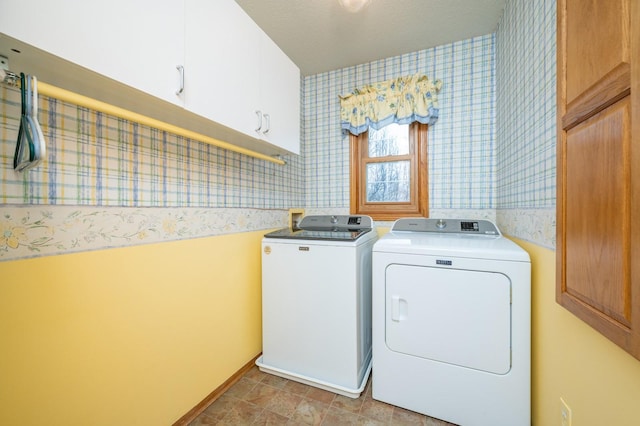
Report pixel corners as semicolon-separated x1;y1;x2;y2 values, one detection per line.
0;0;185;106
184;0;300;154
557;0;640;359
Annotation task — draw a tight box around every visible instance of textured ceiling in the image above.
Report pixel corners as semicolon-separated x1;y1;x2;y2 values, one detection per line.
235;0;506;76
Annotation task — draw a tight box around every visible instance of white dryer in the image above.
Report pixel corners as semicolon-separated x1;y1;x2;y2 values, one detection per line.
372;218;530;426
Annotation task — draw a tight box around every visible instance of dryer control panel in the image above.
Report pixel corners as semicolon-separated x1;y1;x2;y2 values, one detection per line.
391;218;500;236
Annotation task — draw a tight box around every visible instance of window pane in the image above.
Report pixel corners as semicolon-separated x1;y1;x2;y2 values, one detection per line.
366;161;410;202
368;123;410;157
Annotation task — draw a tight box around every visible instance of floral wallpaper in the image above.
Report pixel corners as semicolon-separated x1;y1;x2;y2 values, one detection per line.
0;206;286;261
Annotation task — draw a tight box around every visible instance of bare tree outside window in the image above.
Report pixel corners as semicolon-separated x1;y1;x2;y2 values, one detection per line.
366;161;410;201
366;124;410;202
368;123;409;157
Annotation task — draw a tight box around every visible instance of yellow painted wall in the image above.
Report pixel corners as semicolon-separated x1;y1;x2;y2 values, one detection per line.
515;239;640;426
0;231;266;426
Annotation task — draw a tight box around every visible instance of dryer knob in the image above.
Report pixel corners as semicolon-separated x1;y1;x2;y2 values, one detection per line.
330;215;338;224
436;219;447;229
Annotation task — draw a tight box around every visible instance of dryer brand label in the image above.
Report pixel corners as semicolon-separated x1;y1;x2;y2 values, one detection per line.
436;259;452;266
298;246;310;251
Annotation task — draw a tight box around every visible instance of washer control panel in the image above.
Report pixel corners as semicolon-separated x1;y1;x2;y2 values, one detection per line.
391;218;500;236
299;215;372;231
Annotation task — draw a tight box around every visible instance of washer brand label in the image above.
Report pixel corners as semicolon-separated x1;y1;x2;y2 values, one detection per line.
436;259;452;266
263;246;271;255
299;246;310;251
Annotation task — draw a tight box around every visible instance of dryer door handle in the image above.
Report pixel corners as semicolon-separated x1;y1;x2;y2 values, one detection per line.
391;295;408;322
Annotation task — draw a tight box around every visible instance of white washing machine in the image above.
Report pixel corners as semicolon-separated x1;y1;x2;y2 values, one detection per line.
372;218;531;426
256;215;377;398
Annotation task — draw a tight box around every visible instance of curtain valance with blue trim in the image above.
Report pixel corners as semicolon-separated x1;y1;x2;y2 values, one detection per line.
339;74;442;136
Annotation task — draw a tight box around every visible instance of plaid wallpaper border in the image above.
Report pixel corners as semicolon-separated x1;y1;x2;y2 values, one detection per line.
303;34;496;211
0;85;304;209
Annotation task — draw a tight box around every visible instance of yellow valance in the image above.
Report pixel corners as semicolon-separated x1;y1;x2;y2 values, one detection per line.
339;74;442;135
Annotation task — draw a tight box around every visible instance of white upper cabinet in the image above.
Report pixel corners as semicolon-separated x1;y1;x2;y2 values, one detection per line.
1;0;300;155
184;0;261;137
0;0;185;106
184;0;300;154
255;30;301;154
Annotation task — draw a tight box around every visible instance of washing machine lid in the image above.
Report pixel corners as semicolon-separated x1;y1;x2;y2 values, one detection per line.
264;228;372;242
374;218;530;262
264;215;375;242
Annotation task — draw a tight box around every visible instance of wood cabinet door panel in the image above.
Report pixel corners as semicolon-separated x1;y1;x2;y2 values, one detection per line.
565;97;631;327
566;0;630;103
557;0;640;359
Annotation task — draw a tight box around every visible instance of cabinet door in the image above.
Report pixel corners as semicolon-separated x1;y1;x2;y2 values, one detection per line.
258;34;301;154
184;0;261;138
0;0;185;106
557;0;640;359
184;0;300;154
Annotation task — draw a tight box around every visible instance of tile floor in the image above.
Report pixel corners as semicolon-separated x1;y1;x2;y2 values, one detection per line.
188;366;456;425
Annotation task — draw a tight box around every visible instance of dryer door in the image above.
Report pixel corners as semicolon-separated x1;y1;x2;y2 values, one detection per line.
385;264;511;374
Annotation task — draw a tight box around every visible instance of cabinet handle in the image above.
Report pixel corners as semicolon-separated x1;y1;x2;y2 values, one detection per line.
262;113;270;135
176;65;184;96
255;110;263;132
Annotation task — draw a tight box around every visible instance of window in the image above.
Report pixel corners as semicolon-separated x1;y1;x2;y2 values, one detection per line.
349;122;428;221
